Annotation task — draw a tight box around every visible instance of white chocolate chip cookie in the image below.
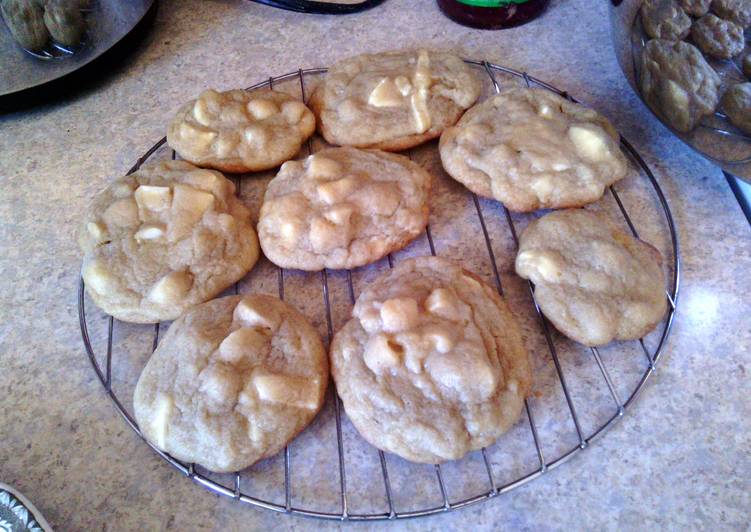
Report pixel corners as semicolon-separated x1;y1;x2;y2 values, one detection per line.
79;160;260;323
640;39;721;133
691;14;745;59
309;49;481;151
439;88;628;212
680;0;711;16
330;256;531;464
258;147;432;271
721;82;751;134
167;89;315;173
133;295;328;473
515;209;667;347
640;0;692;40
711;0;751;27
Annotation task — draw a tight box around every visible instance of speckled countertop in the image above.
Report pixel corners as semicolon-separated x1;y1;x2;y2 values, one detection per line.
1;0;749;530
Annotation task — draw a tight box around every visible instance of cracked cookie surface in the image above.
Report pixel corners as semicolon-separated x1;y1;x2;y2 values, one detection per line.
133;294;328;473
309;49;481;151
640;0;692;40
515;209;667;347
691;14;745;59
167;89;315;173
439;88;628;212
79;160;259;323
330;256;531;464
258;147;431;271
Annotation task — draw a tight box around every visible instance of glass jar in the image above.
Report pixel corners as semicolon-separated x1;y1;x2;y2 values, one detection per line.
437;0;550;29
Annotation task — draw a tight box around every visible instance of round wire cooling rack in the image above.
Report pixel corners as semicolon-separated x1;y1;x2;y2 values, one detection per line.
79;60;680;521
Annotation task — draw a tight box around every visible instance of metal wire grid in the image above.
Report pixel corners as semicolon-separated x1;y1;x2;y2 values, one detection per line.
78;60;680;521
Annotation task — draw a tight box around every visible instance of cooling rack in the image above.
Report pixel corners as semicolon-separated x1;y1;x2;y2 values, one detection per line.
78;60;680;521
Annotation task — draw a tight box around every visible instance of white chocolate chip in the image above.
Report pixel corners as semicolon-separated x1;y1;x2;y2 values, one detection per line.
425;288;461;322
213;135;238;157
281;100;307;124
323;204;355;226
86;221;107;241
394;75;412;96
530;176;554;197
83;260;115;294
103;198;139;228
307;155;342;180
409;50;432;134
316;176;358;205
134;185;172;213
363;333;403;375
184;169;221;194
380;297;419;333
218;327;269;364
134;223;166;241
280;220;303;245
147;271;194;304
179;122;217;150
516;250;562;283
243;125;268;145
247;99;279;120
150;393;173;449
309;216;353;253
368;77;405;107
192;98;213;126
538;104;554;118
199;364;241;406
252;371;319;410
171;184;215;220
422;324;455;354
234;298;281;331
568;125;611;162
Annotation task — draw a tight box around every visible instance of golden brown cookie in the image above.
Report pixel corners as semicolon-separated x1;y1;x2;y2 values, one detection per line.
330;256;531;464
515;209;667;347
439;88;628;212
79;160;259;323
309;49;481;151
167;89;315;173
258;147;431;271
134;295;328;473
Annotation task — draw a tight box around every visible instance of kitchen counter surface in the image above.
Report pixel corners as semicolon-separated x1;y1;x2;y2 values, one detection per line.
1;0;749;530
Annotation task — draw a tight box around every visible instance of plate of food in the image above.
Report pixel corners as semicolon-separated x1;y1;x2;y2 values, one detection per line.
78;48;679;520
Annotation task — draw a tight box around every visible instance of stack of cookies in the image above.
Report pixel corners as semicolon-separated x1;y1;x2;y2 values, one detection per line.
637;0;751;134
79;48;668;472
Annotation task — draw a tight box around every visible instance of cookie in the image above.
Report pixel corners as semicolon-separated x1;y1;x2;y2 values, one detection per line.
133;295;328;473
330;256;531;464
167;89;315;173
258;147;431;271
515;209;667;347
743;53;751;79
79;160;260;323
439;87;628;212
640;39;721;132
721;82;751;134
680;0;712;16
691;14;745;59
309;49;481;151
640;0;692;40
711;0;751;27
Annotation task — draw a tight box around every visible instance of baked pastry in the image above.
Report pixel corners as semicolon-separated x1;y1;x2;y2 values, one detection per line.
640;0;692;40
439;87;628;212
711;0;751;27
1;0;48;51
167;89;315;173
79;160;259;323
691;14;745;59
515;209;667;347
258;147;431;271
640;39;721;132
330;256;531;464
309;49;481;151
721;82;751;134
743;53;751;79
44;0;85;46
134;295;328;473
680;0;712;16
